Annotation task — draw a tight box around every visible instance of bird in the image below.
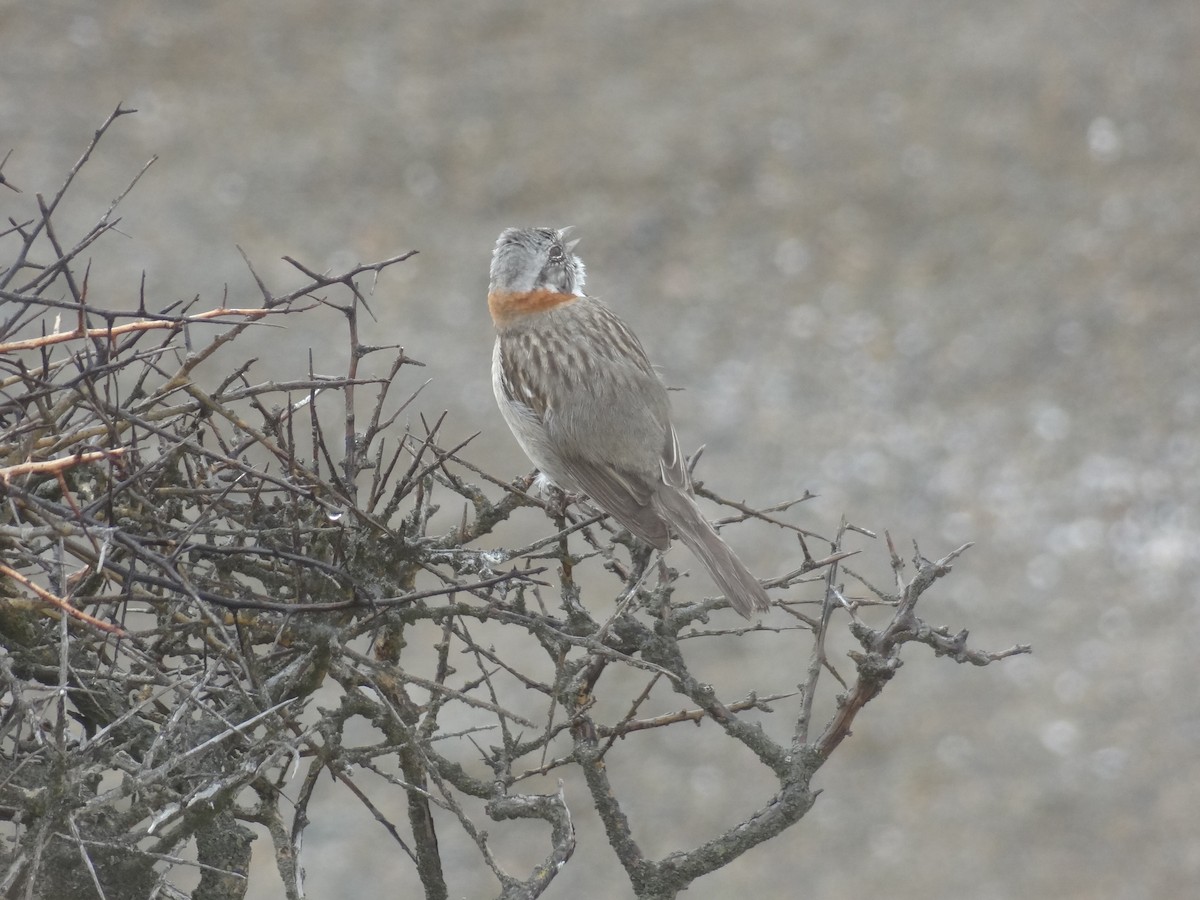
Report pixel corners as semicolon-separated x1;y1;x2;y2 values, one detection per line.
487;226;771;618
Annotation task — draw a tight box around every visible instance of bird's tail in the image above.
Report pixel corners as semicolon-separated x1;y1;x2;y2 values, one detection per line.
653;487;771;619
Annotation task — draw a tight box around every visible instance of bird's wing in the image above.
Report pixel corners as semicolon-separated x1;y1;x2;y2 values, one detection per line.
658;422;692;493
557;453;671;549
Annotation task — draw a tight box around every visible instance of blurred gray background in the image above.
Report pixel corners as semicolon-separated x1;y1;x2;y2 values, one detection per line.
4;1;1197;897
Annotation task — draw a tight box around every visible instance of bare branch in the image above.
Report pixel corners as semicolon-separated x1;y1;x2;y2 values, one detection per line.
0;110;1028;900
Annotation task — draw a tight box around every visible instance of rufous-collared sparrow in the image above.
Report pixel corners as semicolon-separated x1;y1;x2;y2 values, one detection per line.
487;227;771;618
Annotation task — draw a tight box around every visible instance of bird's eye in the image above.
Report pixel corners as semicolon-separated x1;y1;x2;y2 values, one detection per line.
547;246;564;263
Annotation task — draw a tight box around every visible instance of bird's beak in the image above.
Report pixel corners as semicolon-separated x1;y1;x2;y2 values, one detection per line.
557;226;581;252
